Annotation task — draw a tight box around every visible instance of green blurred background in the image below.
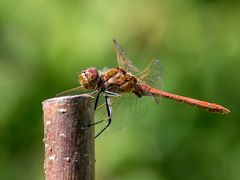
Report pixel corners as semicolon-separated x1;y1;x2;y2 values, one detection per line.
0;0;239;179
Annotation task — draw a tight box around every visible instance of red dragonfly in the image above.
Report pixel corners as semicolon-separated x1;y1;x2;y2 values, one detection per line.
60;39;230;137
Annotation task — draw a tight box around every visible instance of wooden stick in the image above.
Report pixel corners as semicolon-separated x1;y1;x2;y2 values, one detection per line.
42;94;95;180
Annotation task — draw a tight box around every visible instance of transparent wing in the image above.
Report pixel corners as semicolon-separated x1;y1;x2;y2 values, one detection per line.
137;58;163;104
56;86;92;96
113;39;139;74
94;93;149;137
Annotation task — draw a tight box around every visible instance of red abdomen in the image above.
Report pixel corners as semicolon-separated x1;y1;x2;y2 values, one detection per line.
138;83;230;114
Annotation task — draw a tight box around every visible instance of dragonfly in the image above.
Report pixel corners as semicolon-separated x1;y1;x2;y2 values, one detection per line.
59;39;230;138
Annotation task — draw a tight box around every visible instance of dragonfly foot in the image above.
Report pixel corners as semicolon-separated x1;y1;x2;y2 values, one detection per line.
81;123;96;129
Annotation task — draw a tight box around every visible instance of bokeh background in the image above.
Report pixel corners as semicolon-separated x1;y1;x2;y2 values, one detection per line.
0;0;239;179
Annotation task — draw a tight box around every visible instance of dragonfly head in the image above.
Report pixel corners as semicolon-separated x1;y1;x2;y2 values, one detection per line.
79;67;100;89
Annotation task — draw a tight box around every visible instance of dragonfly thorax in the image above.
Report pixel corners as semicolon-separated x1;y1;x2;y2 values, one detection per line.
101;67;140;95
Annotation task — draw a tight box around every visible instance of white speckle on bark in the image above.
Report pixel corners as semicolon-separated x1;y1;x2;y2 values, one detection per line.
46;121;51;125
63;157;71;162
49;155;56;161
58;108;67;113
59;133;66;138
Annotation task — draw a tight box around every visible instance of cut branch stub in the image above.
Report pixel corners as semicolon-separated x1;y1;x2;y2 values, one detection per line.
42;94;95;180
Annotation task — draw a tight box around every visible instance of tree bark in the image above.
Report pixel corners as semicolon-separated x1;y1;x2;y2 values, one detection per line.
42;94;95;180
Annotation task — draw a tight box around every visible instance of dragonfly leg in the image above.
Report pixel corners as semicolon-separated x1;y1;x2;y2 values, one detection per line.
94;91;101;110
90;89;99;96
94;96;112;138
103;90;120;97
80;90;102;130
81;94;113;138
87;117;110;127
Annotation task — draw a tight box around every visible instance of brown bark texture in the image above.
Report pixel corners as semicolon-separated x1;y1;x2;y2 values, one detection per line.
42;94;95;180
